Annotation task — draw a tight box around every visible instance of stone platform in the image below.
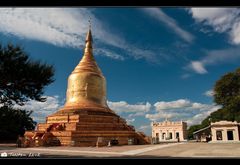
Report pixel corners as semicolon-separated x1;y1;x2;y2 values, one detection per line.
25;109;149;147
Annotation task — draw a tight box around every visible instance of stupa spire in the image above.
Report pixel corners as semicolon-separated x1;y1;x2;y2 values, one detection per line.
72;19;102;75
84;18;93;54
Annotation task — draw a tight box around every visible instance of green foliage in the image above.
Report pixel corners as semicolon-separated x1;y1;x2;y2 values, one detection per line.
0;43;55;106
214;68;240;108
188;117;211;139
188;67;240;138
0;106;36;141
201;116;211;127
0;43;55;141
187;124;202;139
211;68;240;123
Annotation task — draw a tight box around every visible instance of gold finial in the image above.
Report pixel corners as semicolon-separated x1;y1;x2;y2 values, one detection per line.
88;17;91;30
85;17;92;43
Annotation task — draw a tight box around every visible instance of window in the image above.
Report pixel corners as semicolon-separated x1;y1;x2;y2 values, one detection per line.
156;133;159;143
216;130;222;140
227;130;234;140
176;132;179;138
169;133;173;139
162;133;165;140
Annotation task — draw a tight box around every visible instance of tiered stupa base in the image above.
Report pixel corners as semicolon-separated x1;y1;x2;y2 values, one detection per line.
25;107;149;147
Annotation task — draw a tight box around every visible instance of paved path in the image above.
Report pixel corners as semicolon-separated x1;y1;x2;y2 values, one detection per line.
121;143;182;155
0;143;182;158
1;143;180;157
17;147;122;156
1;142;240;158
138;143;240;158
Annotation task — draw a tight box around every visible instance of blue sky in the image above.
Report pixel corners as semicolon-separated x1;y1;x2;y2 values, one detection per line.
1;8;240;135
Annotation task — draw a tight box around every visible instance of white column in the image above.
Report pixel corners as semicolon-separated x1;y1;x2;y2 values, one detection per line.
173;130;175;140
211;128;217;142
179;131;183;141
222;129;228;141
167;130;169;140
233;127;239;141
159;130;162;141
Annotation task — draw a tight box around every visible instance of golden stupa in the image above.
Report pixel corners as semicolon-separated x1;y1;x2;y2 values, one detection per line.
56;28;112;114
24;27;149;147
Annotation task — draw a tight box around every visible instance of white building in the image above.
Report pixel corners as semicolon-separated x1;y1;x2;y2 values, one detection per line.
193;120;240;143
211;121;240;142
151;119;187;143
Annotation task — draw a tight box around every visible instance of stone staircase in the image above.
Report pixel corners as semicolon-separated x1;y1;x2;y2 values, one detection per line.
135;131;151;145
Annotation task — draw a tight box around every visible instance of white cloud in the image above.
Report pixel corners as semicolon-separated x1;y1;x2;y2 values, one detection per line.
154;99;191;111
186;113;205;126
186;105;220;126
188;61;208;74
188;103;219;112
153;99;219;112
231;22;240;44
0;8;88;48
126;118;135;125
202;47;240;65
141;8;194;43
0;8;159;63
190;103;207;110
189;8;240;44
190;8;236;25
204;90;215;97
108;101;151;114
94;48;125;61
127;112;147;118
8;95;222;132
185;8;240;74
137;124;151;132
146;99;221;126
186;47;240;74
12;97;152;125
181;73;191;79
14;95;63;123
145;112;177;121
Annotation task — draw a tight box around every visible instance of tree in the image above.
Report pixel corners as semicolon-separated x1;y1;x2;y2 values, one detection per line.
187;124;202;139
187;117;211;139
0;106;36;141
214;68;240;113
0;43;55;141
0;43;54;106
188;67;240;138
